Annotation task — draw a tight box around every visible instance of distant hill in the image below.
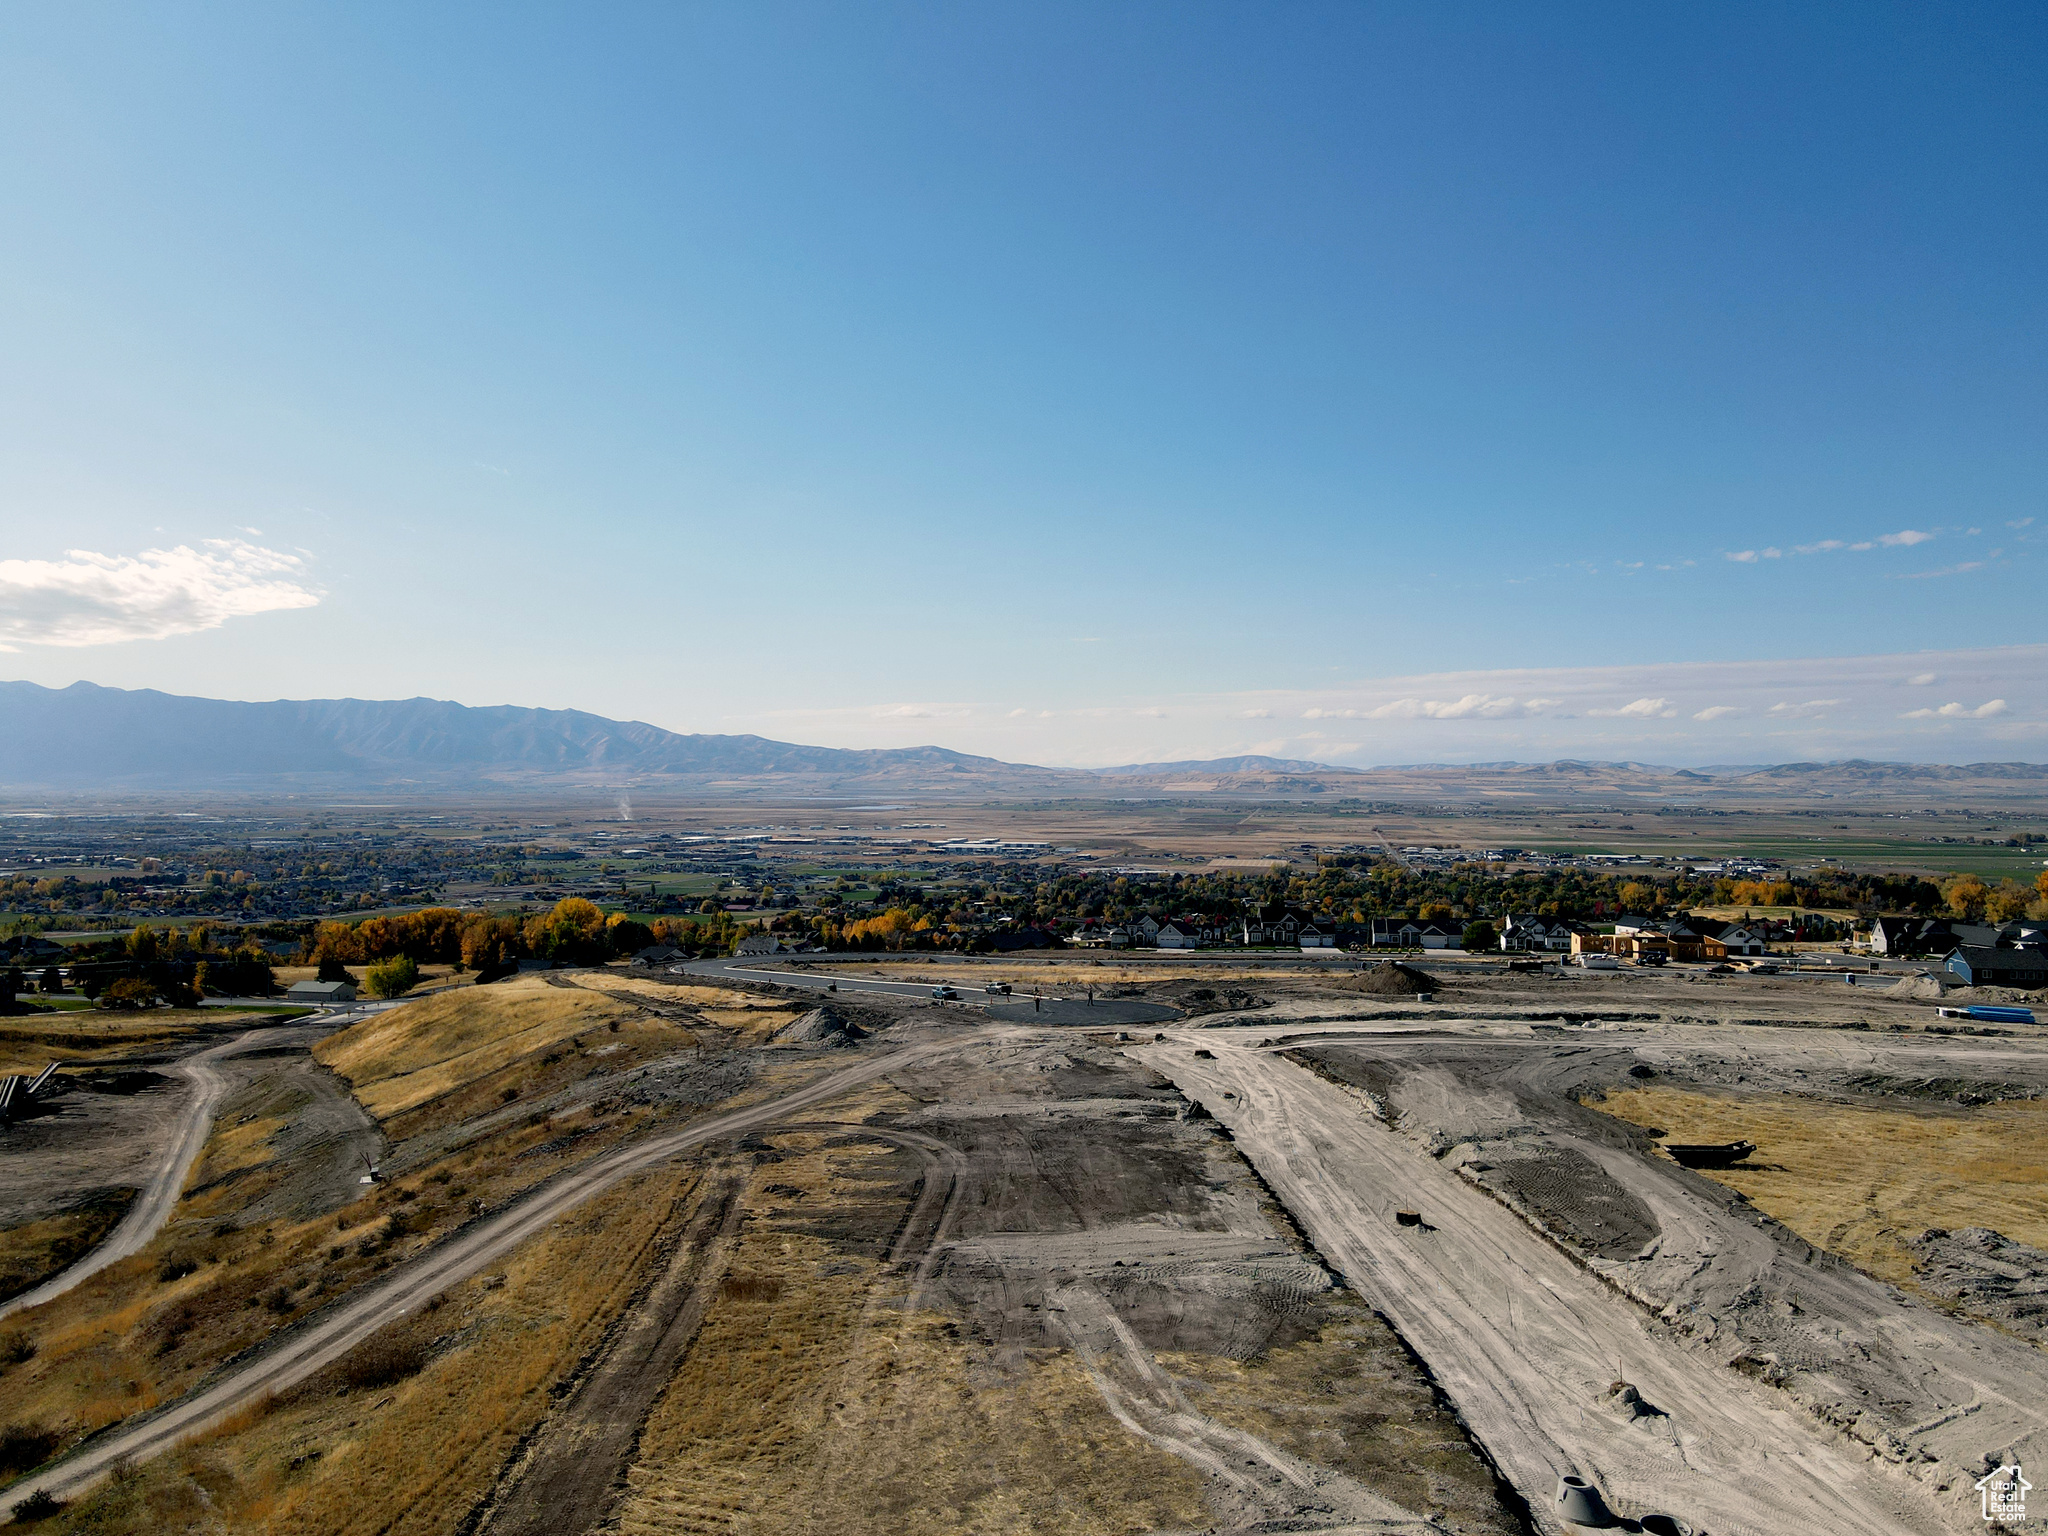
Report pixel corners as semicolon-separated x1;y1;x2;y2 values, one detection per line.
2;681;2044;802
1093;755;1356;776
0;681;1071;793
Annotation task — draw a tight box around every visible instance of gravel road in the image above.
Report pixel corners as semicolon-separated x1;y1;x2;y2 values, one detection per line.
1135;1026;1965;1536
0;1026;290;1326
1;1032;994;1516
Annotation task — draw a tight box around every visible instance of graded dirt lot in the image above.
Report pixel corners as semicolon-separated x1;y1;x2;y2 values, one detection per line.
5;958;2046;1535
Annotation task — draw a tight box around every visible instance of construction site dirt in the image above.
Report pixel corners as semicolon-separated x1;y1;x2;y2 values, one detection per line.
2;959;2045;1535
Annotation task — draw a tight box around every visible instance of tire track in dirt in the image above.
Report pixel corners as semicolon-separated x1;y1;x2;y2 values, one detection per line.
0;1025;301;1325
1;1033;1005;1518
467;1167;749;1536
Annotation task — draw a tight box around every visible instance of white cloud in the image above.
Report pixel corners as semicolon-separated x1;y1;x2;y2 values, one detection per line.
1901;699;2010;720
1241;708;1272;719
874;704;935;719
1693;705;1740;721
1136;707;1167;718
2009;517;2034;530
0;540;319;650
1007;708;1029;718
1906;673;1938;686
1879;529;1934;546
1793;540;1845;555
1768;699;1848;718
1589;697;1677;719
1894;562;1984;580
1358;694;1540;721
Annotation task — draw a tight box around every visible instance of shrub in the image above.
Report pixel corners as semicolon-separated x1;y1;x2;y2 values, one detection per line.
719;1274;784;1304
0;1334;35;1367
156;1256;198;1284
339;1335;427;1391
10;1489;60;1522
0;1423;60;1476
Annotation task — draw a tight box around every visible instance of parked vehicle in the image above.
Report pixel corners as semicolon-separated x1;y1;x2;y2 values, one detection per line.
931;985;959;1000
984;981;1012;995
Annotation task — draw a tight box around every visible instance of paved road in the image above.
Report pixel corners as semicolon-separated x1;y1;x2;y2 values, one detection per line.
1;1033;995;1515
0;1024;299;1326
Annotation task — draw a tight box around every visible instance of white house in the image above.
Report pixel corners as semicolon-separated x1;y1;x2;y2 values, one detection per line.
1156;920;1205;950
735;933;783;956
1296;922;1337;949
1499;914;1572;953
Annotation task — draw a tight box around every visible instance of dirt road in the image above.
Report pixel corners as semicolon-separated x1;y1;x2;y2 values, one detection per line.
0;1026;289;1325
1;1033;988;1515
1136;1028;1957;1536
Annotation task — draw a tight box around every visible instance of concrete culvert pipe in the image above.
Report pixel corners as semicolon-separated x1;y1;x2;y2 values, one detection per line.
1555;1474;1618;1529
1639;1516;1692;1536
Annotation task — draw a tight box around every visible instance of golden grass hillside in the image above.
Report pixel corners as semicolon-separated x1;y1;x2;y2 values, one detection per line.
1591;1085;2048;1285
314;976;644;1120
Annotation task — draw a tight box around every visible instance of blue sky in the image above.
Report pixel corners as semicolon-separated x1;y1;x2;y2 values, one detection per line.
2;3;2042;767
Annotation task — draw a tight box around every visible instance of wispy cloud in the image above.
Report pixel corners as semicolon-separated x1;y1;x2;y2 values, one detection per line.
1588;697;1677;719
1767;699;1847;718
1894;562;1984;580
736;645;2045;769
1901;699;2009;720
1316;694;1556;721
2009;517;2034;530
0;540;319;650
1728;528;1939;565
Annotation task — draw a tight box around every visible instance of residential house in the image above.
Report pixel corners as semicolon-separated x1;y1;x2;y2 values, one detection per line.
1368;917;1427;948
1296;921;1337;949
1498;914;1573;953
1947;946;2048;989
1703;923;1767;959
735;933;783;957
1156;919;1205;950
1242;905;1307;945
631;945;686;967
0;935;67;965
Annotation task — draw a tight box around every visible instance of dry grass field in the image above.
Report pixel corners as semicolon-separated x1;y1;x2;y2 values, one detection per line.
0;1012;263;1078
1591;1085;2048;1285
28;1167;698;1535
314;975;653;1119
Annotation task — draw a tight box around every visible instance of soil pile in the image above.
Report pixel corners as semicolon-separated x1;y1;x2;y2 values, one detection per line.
1886;973;1948;1000
1150;979;1268;1016
1910;1227;2048;1342
1347;962;1439;997
771;1007;867;1048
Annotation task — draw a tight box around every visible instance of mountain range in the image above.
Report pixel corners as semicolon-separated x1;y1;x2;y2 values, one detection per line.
4;680;2046;802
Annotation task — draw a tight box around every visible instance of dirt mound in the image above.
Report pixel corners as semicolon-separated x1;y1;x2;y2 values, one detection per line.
771;1006;867;1048
1910;1227;2048;1342
1345;962;1439;996
1886;973;1949;1000
1150;980;1268;1016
